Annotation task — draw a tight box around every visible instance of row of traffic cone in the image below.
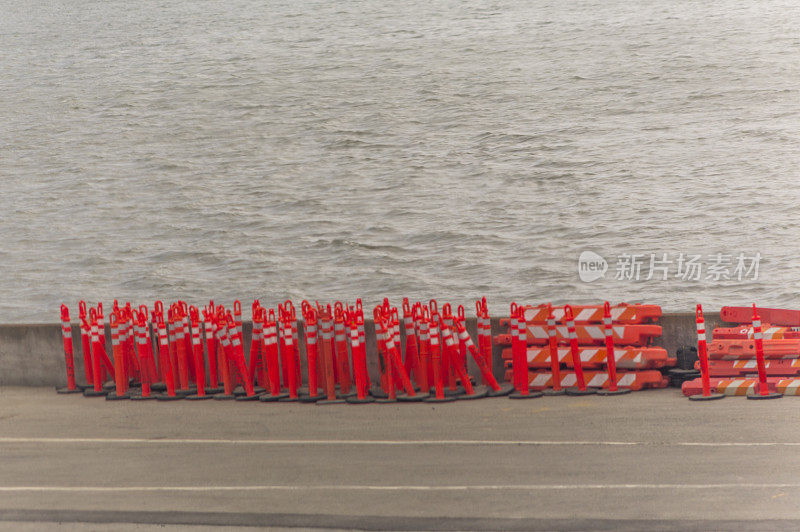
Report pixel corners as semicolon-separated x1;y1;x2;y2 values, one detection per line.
56;297;519;403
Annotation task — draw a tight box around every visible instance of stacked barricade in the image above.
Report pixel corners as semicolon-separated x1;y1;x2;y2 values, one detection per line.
683;306;800;397
497;303;671;394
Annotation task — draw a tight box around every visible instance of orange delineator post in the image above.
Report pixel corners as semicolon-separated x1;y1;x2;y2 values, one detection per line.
402;300;423;388
108;314;129;399
688;304;724;401
283;317;299;399
442;323;475;395
304;310;320;398
546;304;563;393
57;305;79;393
454;320;505;394
263;312;283;398
78;301;94;388
229;316;256;400
155;316;178;399
749;304;782;400
334;309;352;395
596;301;631;396
564;305;593;395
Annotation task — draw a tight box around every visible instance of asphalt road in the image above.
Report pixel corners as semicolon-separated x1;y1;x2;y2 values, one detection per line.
1;387;800;530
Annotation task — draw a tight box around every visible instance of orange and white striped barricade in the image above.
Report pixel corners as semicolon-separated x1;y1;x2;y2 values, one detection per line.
334;306;353;396
346;311;374;404
540;304;564;395
509;305;543;400
106;313;130;401
503;345;673;370
402;299;423;389
56;305;81;394
682;377;778;396
721;306;800;327
231;314;258;402
494;323;663;347
707;338;800;360
317;310;346;405
774;378;800;395
423;310;455;403
747;304;782;400
259;310;289;402
705;358;800;377
712;324;800;340
520;369;667;391
184;308;212;401
82;310;109;397
688;304;724;401
154;313;180;401
454;318;511;397
521;303;662;325
563;305;596;396
475;300;489;385
597;302;631;396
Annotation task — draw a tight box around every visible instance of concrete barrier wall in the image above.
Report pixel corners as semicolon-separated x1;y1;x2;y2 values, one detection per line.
0;313;725;387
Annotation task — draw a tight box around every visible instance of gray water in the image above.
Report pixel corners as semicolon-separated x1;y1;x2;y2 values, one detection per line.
2;0;800;322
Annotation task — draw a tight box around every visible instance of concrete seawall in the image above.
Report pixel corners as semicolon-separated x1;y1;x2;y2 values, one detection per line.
0;313;723;387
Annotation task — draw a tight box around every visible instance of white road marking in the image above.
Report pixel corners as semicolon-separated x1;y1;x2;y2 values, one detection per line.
0;437;799;447
0;484;798;492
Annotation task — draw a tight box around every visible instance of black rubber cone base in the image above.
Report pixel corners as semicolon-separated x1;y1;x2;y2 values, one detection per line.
688;393;725;401
397;392;429;402
374;398;398;403
83;388;108;397
185;394;214;401
204;387;224;395
487;384;515;397
297;394;321;403
155;394;183;401
459;386;490;400
565;387;598;396
444;386;466;397
317;398;347;405
509;390;544;399
105;391;130;401
150;383;167;392
278;395;300;402
102;380;116;390
213;393;236;400
597;388;633;396
259;392;289;402
232;387;246;397
370;388;389;399
346;395;376;404
234;394;260;402
424;395;457;403
542;388;567;396
56;387;82;394
130;393;157;401
747;391;783;400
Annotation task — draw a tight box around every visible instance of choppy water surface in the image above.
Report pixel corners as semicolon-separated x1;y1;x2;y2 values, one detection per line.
2;0;800;322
